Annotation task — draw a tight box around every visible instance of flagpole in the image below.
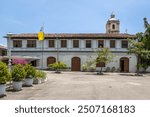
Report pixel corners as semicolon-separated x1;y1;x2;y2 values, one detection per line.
41;40;44;69
56;37;59;62
41;24;44;70
38;26;44;70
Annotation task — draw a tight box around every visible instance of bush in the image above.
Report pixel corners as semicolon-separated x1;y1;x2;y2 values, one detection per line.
35;70;46;79
12;64;26;82
35;70;41;80
106;67;110;72
89;65;96;72
48;61;67;71
82;57;96;72
138;63;149;73
41;72;46;80
82;64;87;72
0;61;11;84
116;68;121;72
111;67;116;72
24;64;36;78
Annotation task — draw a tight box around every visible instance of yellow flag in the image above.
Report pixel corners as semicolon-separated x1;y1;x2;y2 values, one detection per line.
38;31;44;41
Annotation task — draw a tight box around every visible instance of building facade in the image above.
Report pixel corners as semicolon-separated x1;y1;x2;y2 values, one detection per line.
0;45;7;56
5;14;139;72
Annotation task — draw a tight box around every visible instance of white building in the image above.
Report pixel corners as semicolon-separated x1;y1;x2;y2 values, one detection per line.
5;14;138;72
0;45;7;56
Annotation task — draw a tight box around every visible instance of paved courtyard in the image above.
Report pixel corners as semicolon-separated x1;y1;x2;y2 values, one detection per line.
1;72;150;100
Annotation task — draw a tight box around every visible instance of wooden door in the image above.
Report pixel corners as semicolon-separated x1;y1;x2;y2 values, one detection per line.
124;58;129;72
71;57;81;71
120;57;129;72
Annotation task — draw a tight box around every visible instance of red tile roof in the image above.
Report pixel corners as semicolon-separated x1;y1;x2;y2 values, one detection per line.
0;45;7;50
5;33;136;39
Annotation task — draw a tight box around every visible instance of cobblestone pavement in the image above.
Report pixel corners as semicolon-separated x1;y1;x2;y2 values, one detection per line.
1;72;150;100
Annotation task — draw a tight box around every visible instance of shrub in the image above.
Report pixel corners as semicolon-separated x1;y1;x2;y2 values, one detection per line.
35;70;46;79
41;72;46;80
138;63;149;73
35;70;41;80
82;57;96;72
111;67;116;72
0;61;11;84
82;64;87;72
89;65;96;72
48;61;67;71
116;68;121;72
106;67;111;72
24;64;36;78
12;64;26;82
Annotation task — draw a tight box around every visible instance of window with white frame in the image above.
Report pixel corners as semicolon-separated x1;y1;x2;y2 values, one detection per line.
86;40;91;48
61;40;67;48
73;40;79;48
98;40;104;48
121;40;128;48
110;40;116;48
13;40;22;48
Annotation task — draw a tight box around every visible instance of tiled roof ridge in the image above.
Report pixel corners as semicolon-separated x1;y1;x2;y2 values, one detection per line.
9;33;135;37
0;44;7;49
10;32;135;35
4;33;135;39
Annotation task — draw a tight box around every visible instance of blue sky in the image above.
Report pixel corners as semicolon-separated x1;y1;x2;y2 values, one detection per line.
0;0;150;46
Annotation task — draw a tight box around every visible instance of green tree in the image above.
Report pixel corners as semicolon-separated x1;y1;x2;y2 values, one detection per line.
142;18;150;72
128;18;150;74
143;18;150;50
96;48;113;74
128;34;144;74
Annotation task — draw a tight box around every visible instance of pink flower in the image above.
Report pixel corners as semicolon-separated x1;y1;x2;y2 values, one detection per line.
12;58;28;65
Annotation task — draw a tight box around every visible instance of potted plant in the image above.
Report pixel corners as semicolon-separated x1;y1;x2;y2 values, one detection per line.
24;64;36;86
33;70;42;84
41;71;47;83
0;61;11;97
12;64;26;91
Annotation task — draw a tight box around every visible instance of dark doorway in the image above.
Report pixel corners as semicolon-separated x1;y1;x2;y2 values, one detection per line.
120;57;129;72
31;60;37;67
120;60;125;72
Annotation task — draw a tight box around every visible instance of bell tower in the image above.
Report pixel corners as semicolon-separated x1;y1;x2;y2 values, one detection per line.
106;13;120;34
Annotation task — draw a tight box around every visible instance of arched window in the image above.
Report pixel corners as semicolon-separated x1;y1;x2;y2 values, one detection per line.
112;24;115;29
47;57;56;66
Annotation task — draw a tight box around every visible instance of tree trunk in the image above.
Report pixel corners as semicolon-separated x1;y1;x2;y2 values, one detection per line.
100;67;103;73
98;67;103;75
